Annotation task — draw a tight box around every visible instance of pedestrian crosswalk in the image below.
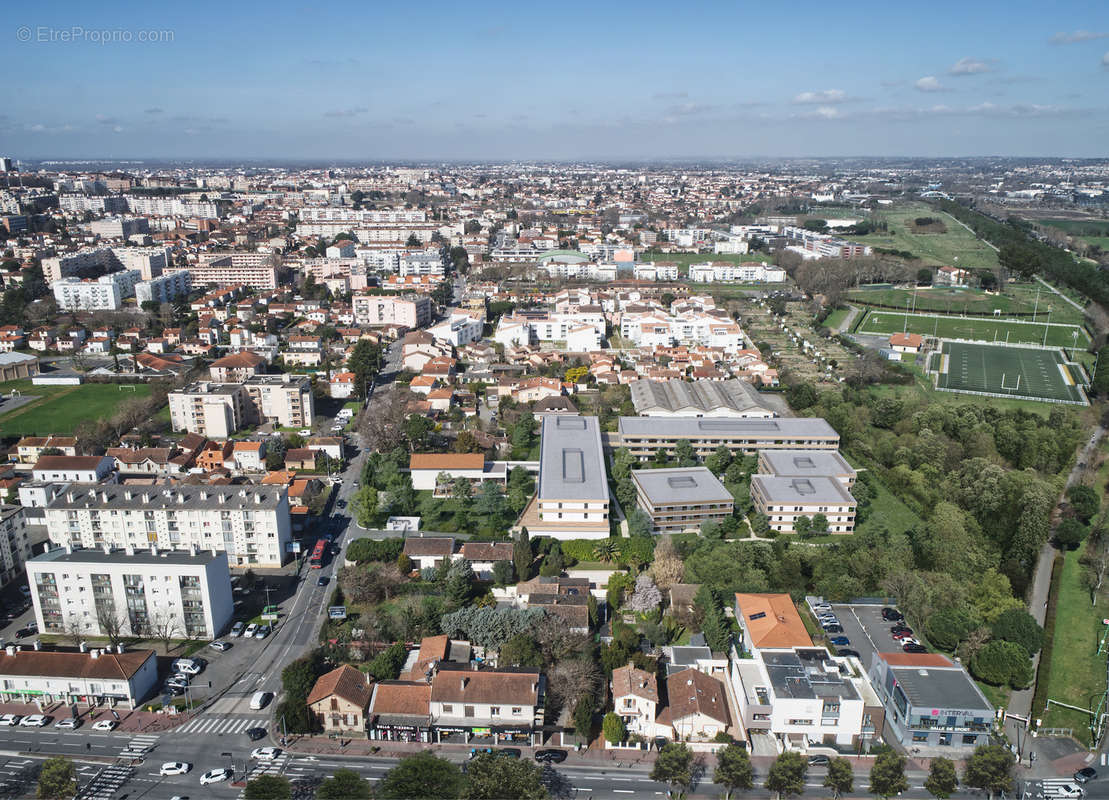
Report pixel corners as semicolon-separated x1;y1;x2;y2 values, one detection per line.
175;715;263;735
0;758;34;795
119;734;159;759
76;763;133;800
246;754;289;779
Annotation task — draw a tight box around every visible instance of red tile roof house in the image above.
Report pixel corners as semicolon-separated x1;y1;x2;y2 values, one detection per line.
307;664;373;734
402;537;455;572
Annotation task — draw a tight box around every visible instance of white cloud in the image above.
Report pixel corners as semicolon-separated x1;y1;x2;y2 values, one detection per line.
1051;30;1109;44
805;106;845;120
793;89;849;104
914;76;948;92
949;57;994;75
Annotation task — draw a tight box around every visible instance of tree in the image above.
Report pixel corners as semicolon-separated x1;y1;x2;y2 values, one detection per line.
573;695;595;739
1067;484;1100;522
95;605;125;649
514;528;533;581
147;609;182;654
674;439;697;467
989;608;1043;656
924;757;959;798
925;607;976;651
378;751;465;799
970;640;1033;688
793;515;812;537
367;642;407;681
1055;517;1088;550
601;712;627;744
627;573;662;613
1082;529;1109;604
348;339;381;400
869;751;908;799
461;753;549;800
317;769;372;799
446;559;477;606
714;743;754;799
962;744;1014;799
765;751;807;800
499;634;543;668
350;485;378;528
243;775;292;800
810;513;828;535
824;757;853;799
649;535;684;591
627;508;653;538
492;559;515;587
36;756;76;800
706;444;733;476
651;743;694;797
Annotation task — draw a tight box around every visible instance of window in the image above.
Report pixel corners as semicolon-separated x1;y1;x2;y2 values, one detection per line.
490;707;500;716
912;732;929;742
464;706;474;718
442;704;453;715
511;707;522;715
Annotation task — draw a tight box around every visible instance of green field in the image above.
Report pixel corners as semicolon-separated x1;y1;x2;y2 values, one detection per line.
857;309;1089;348
931;341;1085;404
0;380;156;436
1036;218;1109;238
848;283;1085;324
853;202;1000;269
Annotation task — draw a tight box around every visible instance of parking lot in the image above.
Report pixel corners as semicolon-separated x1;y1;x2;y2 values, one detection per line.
807;599;907;670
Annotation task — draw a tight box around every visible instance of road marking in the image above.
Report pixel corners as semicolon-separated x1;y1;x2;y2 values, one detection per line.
613;791;634;794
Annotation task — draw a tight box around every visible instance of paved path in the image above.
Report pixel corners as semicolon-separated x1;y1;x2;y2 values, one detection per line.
833;304;861;334
1036;275;1086;313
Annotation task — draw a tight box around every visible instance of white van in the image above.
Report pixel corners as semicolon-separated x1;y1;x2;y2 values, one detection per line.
250;691;272;711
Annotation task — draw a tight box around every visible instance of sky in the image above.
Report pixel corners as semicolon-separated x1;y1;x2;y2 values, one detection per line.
2;0;1108;161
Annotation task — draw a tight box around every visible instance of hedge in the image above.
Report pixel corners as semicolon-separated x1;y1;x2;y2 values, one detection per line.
1030;553;1064;720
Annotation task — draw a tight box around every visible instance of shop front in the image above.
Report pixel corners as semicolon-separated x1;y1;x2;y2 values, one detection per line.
368;714;431;743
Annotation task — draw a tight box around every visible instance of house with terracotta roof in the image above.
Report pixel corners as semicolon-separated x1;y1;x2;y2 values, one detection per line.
368;681;433;742
209;350;266;382
458;542;513;580
733;594;812;651
232;440;266;471
889;332;923;353
612;664;659;738
307;664;374;734
106;447;175;476
284;448;317;471
428;666;544;745
0;647;158;708
656;667;730;742
32;455;114;484
16;435;77;465
408;453;505;493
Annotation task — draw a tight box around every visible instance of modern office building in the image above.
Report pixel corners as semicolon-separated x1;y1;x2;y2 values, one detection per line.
527;415;610;539
868;652;994;752
750;474;857;533
27;547;233;639
630;467;733;534
43;484;292;567
615;417;840;461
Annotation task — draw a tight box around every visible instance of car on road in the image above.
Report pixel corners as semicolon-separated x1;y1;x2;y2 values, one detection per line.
244;623;258;638
317;576;329;586
807;755;830;767
19;715;49;727
245;727;267;741
534;749;568;764
160;762;191;776
230;621;245;637
1075;767;1098;783
54;718;81;730
92;719;117;731
881;607;904;622
209;640;231;652
0;715;21;726
200;768;232;786
903;643;928;653
251;747;281;760
250;692;272;711
15;623;37;638
336;499;346;508
829;636;850;647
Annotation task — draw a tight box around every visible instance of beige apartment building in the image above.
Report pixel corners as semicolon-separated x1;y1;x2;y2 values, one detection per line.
630;467;733;534
168;375;313;437
750;475;857;533
352;293;432;328
616;417;840;461
756;449;856;489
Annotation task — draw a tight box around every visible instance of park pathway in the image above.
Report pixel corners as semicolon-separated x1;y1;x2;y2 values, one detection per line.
1036;275;1086;314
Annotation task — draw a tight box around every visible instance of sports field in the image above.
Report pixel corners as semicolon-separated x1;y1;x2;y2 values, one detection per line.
0;380;156;436
857;309;1088;348
847;283;1086;325
930;342;1086;404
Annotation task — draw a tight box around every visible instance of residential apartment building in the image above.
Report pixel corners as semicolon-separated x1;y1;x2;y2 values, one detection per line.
135;271;191;304
399;250;446;278
619;310;745;352
52;270;142;311
32;455;114;484
0;647;158;709
633;262;680;281
168;375;313;437
352;293;432;328
89;216;149;240
0;506;30;588
43;484;292;567
630;467;733;534
615;417;840;461
428;312;483;347
688;262;786;283
756;450;857;489
27;547;234;640
528;415;610;539
243;374;314;429
750;475;857;533
43;246;167;283
166;253;277;290
493;312;605;351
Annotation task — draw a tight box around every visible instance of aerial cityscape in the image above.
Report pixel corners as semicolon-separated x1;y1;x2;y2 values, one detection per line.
2;2;1109;799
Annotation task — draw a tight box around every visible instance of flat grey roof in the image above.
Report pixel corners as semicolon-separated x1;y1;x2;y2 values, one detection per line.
631;467;732;505
751;474;856;505
538;415;608;502
618;416;839;439
47;484;286;511
890;664;992;712
30;547;223;567
760;450;856;478
763;649;859;702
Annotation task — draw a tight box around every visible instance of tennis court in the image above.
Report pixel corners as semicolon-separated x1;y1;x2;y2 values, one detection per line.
857;310;1088;348
931;341;1087;404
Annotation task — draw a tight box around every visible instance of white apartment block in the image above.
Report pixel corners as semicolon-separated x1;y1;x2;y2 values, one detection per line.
493;312;605;350
688;262;786;283
44;484;292;567
135;271;191;304
633;262;680;281
168;375;313;437
400;251;446;278
352;294;432;328
541;262;618;281
532;415;610;539
52;269;142;311
166;253;277;290
43;246;168;283
59;195;128;214
124;195;222;218
27;547;234;640
750;475;857;533
619;310;745;352
0;507;30;588
89;216;149;240
712;236;750;255
428;312;484;347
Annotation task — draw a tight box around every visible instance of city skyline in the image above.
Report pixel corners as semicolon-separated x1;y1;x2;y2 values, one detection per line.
3;0;1108;160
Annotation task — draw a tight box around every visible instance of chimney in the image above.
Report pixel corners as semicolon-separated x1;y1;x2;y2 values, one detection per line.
32;640;41;651
189;544;197;557
65;543;73;554
4;645;14;657
89;649;100;659
218;494;226;504
79;642;88;653
125;544;134;556
460;677;468;690
116;644;124;654
255;494;261;505
150;544;157;556
100;491;109;503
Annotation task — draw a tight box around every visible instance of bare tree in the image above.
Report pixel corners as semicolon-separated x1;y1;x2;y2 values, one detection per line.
95;605;127;649
146;610;182;655
1082;530;1109;606
62;614;89;649
357;385;411;453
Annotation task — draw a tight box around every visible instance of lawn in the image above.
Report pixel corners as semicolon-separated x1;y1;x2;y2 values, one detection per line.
932;342;1085;404
1040;543;1109;745
845;459;923;537
848;283;1086;326
1036;218;1109;240
856;308;1089;348
823;307;850;331
0;380;157;436
853;202;1000;270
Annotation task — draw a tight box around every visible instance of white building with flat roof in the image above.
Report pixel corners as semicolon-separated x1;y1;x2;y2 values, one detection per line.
750;475;857;533
631;467;734;534
0;646;158;709
27;546;234;640
51;270;142;311
136;271;191;304
528;415;609;539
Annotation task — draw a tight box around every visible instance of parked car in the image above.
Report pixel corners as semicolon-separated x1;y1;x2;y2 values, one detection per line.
160;763;191;776
209;641;231;652
891;630;915;641
1074;767;1098;784
54;718;81;730
890;625;913;636
200;768;232;786
829;636;850;647
255;625;271;639
881;608;904;622
244;623;258;638
19;715;49;727
837;648;862;658
163;684;185;697
807;755;830;767
823;624;844;634
15;623;37;638
0;715;20;726
92;720;117;731
251;748;281;761
534;749;568;764
497;748;522;759
903;643;928;654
